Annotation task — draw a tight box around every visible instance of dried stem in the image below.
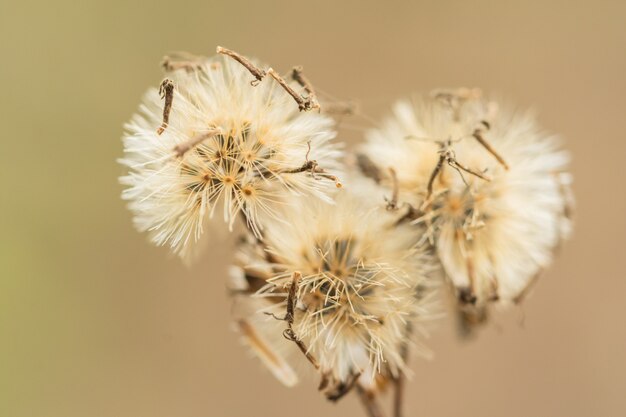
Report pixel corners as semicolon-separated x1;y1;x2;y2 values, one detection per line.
173;129;220;158
392;376;405;417
280;142;342;187
432;88;509;169
216;46;319;112
326;372;361;402
458;229;477;303
157;79;175;135
393;322;413;417
283;329;319;369
280;272;320;369
424;142;491;208
394;203;421;226
282;161;341;187
385;167;400;210
291;66;320;110
356;384;386;417
425;153;446;202
357;154;383;183
513;269;542;304
284;271;300;325
472;124;509;170
318;373;330;391
449;158;491;182
267;68;317;111
216;46;266;84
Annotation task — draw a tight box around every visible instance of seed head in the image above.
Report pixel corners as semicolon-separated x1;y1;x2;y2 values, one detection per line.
359;91;573;328
230;187;438;391
119;54;342;259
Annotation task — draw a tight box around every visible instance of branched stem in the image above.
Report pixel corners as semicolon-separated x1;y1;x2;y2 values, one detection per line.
291;66;320;110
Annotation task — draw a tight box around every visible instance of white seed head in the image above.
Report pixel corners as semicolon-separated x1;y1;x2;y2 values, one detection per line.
119;54;343;259
230;188;438;389
360;91;573;318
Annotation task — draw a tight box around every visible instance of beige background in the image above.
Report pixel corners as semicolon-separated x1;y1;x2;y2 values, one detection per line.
1;1;625;416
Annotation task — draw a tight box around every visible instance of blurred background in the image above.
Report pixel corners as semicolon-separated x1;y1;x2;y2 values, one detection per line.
1;1;625;416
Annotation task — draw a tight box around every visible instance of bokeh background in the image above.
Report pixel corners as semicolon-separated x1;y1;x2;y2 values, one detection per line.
1;1;625;416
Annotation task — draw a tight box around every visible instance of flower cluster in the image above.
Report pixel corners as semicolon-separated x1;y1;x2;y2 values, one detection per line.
119;50;573;416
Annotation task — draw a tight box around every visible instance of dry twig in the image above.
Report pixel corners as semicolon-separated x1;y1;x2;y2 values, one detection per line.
157;79;175;135
216;46;266;84
172;129;221;158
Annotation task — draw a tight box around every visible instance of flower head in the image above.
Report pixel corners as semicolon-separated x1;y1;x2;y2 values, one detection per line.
359;90;573;328
119;53;342;259
230;186;437;395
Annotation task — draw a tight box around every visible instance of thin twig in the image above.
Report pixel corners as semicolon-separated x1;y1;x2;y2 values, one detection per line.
393;376;405;417
424;140;491;207
425;153;446;202
157;79;175;135
318;373;330;391
472;124;509;170
291;66;320;110
326;372;361;402
284;271;300;326
393;322;413;417
385;167;400;211
357;154;383;183
281;160;318;175
394;203;421;226
173;129;220;158
280;142;342;187
283;328;319;369
280;272;320;369
448;159;491;182
513;269;542;304
356;384;386;417
267;68;317;111
216;46;266;85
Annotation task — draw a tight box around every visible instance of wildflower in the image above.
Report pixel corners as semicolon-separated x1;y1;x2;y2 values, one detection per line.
229;186;438;402
119;52;342;259
359;90;573;330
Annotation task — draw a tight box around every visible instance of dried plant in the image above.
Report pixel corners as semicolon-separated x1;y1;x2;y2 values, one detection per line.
359;89;573;334
119;49;342;260
119;49;573;417
230;185;438;414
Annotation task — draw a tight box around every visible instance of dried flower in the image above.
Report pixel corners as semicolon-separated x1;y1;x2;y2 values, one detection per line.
229;185;438;401
359;90;573;330
119;53;342;259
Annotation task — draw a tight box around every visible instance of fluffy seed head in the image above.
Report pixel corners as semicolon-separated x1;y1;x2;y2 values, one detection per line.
230;188;437;389
360;90;573;321
119;54;342;259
